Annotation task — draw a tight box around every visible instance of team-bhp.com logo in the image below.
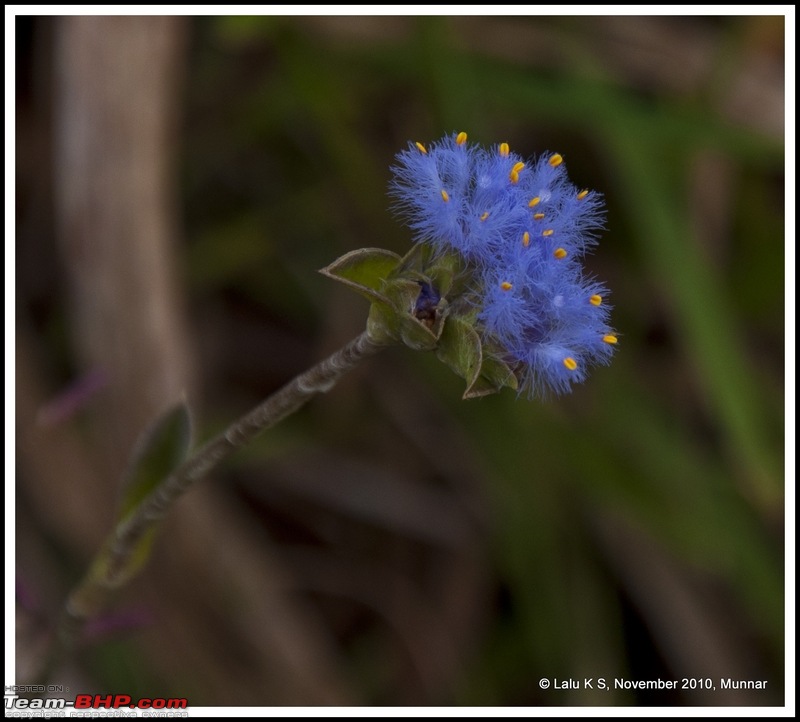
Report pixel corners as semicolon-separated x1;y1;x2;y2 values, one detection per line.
5;690;188;713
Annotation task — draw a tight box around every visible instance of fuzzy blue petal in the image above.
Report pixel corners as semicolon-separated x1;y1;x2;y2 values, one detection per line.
390;133;617;397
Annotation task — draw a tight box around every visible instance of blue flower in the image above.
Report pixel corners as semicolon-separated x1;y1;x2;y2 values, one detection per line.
390;132;617;397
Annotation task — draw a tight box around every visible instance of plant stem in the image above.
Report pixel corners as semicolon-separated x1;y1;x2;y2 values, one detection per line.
47;330;386;677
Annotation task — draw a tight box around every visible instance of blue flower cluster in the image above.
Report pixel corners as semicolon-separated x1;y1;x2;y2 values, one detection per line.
390;132;617;396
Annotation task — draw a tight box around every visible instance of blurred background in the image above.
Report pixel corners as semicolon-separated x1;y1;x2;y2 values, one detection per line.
14;15;786;707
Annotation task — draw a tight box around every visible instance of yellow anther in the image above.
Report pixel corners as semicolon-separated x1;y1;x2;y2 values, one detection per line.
589;294;602;306
500;281;513;291
529;197;541;208
603;335;618;344
511;161;525;174
554;248;567;259
456;132;468;145
480;211;489;221
577;189;589;200
533;213;545;221
549;153;563;167
415;142;427;154
509;170;520;184
522;231;530;247
563;357;578;371
440;189;450;202
542;229;554;237
499;142;510;157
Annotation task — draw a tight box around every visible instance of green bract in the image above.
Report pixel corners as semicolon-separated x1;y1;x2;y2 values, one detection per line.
321;245;518;399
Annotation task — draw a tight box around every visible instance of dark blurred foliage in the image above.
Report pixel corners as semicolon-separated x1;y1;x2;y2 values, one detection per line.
15;15;786;707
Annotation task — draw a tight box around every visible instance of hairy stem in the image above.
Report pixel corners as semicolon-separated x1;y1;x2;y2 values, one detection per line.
48;330;386;674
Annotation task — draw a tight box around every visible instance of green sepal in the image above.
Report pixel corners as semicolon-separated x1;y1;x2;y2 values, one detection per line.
390;242;434;277
319;248;402;304
436;316;519;399
388;245;460;292
435;314;483;392
463;351;519;399
424;254;462;300
322;243;518;399
367;295;445;351
323;245;453;350
118;401;192;522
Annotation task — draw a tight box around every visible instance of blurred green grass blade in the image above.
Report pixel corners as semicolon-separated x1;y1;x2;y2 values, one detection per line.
451;378;781;656
415;17;484;134
449;393;595;680
605;134;781;510
499;367;779;647
462;62;781;167
562;529;630;705
272;27;389;231
588;372;783;647
339;41;780;167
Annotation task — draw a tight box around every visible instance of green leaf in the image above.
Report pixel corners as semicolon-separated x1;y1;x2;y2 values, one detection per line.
319;247;402;303
86;527;160;590
118;401;192;522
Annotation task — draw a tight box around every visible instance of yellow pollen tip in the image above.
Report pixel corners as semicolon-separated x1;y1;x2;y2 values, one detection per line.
542;229;554;237
554;248;567;259
415;142;427;154
511;161;525;174
529;197;541;208
500;281;513;291
509;170;520;184
549;153;563;167
589;294;602;306
603;335;618;344
563;357;578;371
480;211;489;221
577;189;589;200
499;142;510;157
456;132;468;145
522;231;530;247
440;189;449;202
533;213;545;220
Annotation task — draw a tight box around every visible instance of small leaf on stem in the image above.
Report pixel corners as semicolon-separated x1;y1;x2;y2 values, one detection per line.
118;401;192;522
